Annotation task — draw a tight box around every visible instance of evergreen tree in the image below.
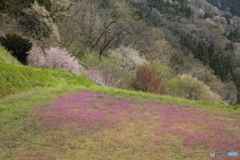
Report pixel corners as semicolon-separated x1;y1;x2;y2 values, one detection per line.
228;29;240;43
207;0;240;16
0;34;32;64
180;34;237;83
0;0;51;17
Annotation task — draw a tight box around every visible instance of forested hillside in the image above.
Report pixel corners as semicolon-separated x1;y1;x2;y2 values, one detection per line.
1;0;240;105
207;0;240;16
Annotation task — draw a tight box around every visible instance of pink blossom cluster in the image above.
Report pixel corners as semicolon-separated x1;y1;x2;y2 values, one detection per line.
28;47;82;74
83;69;106;86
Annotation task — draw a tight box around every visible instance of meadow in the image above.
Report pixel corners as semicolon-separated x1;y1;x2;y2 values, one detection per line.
1;84;240;159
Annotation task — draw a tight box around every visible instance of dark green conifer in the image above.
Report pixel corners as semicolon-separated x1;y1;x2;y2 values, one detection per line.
0;34;32;64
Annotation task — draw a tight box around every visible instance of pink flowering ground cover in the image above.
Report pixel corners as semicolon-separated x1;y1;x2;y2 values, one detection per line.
21;91;240;159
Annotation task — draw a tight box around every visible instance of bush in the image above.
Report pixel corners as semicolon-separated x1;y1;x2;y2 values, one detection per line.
28;47;82;74
83;46;147;88
83;69;105;86
27;46;46;68
167;75;226;104
82;54;131;88
131;64;167;94
0;34;32;64
107;46;147;72
151;60;177;84
168;75;202;100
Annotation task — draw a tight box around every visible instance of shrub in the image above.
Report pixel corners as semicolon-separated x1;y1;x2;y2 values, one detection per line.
27;46;46;68
0;34;32;64
85;46;147;88
81;53;101;69
107;46;147;72
83;69;105;86
151;60;177;84
82;53;131;88
167;75;226;104
131;64;167;94
168;75;202;100
28;47;82;74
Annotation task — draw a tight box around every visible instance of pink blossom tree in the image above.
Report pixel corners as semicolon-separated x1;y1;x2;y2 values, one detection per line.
28;47;82;74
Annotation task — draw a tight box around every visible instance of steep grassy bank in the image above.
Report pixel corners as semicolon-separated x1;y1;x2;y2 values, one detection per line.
0;45;94;98
0;62;94;98
0;46;22;66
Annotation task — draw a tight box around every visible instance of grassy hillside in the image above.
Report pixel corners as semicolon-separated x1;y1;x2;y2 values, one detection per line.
0;43;94;98
0;46;94;98
0;46;22;66
0;66;239;159
0;45;239;159
0;62;95;98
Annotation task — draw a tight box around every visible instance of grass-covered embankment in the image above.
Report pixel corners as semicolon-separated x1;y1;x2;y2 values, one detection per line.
0;62;94;98
0;45;94;98
0;46;22;66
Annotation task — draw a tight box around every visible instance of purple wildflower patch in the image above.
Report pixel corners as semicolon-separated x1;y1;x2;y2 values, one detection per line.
32;91;240;159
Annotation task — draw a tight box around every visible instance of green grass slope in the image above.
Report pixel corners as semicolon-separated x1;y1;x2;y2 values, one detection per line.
0;46;94;98
0;62;95;98
0;46;22;66
1;44;239;159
